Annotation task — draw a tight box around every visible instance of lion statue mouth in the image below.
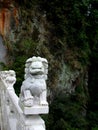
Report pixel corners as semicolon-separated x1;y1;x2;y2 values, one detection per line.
30;69;44;75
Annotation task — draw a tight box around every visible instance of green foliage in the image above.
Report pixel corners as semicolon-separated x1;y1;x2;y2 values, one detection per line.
39;0;91;69
15;0;92;69
10;56;27;95
86;0;98;129
16;0;40;8
15;38;38;56
92;127;98;130
43;91;88;130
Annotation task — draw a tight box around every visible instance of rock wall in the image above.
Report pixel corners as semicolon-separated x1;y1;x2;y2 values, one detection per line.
0;36;7;64
0;1;19;39
0;1;88;100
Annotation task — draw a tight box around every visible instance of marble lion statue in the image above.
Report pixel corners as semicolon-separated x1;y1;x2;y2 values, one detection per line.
19;56;48;107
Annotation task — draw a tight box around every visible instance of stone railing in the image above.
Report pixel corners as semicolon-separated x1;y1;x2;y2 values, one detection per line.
0;56;49;130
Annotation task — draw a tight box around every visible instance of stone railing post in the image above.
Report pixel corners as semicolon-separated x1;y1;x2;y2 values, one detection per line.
0;70;16;130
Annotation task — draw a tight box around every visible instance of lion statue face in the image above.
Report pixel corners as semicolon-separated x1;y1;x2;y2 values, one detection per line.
29;61;44;75
24;56;48;79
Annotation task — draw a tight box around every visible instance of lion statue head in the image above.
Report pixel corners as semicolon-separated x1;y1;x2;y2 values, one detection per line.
24;56;48;80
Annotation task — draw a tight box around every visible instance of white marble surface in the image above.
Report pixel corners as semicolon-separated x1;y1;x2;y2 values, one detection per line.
19;56;49;114
19;102;49;115
0;56;49;130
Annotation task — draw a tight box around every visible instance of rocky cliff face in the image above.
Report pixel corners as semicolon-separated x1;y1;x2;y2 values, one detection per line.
0;0;19;39
0;1;91;129
0;1;98;129
0;36;6;64
0;0;88;96
0;0;19;66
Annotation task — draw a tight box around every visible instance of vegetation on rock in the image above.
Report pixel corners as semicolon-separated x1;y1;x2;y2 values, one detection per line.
1;0;98;129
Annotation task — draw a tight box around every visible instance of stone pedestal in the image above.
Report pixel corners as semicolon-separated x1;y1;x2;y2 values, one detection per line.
19;102;49;115
20;105;49;115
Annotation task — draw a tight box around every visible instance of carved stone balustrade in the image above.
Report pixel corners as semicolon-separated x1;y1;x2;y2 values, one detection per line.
0;56;49;130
